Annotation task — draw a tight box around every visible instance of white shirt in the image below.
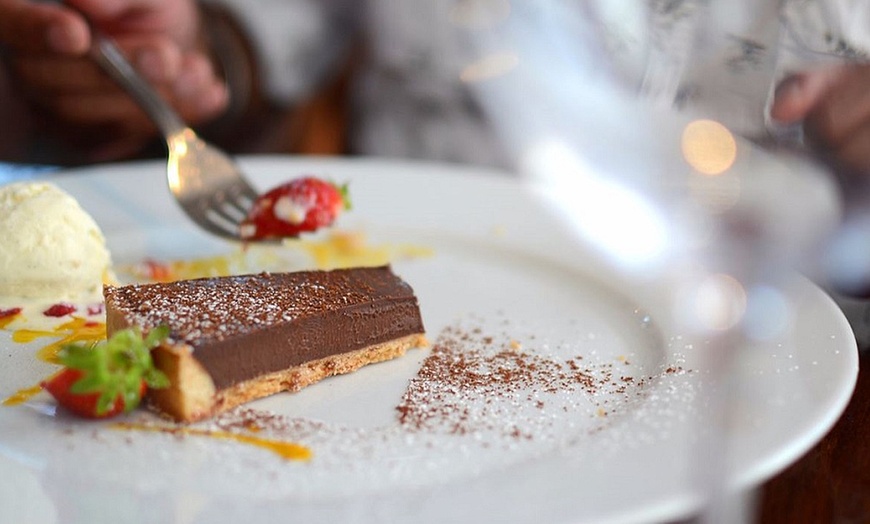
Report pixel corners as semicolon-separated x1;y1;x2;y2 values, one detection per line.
213;0;870;167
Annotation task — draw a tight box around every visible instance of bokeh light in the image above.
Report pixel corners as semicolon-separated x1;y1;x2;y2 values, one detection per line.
681;120;738;175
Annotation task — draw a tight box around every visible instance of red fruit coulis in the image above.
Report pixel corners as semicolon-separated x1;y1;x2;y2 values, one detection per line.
43;303;77;317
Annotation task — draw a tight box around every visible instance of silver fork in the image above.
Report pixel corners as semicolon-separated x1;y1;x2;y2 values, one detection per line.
90;35;259;241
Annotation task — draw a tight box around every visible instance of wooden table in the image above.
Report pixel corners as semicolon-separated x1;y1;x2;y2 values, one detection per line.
758;346;870;522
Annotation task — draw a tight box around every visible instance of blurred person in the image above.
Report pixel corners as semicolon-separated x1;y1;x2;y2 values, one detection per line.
0;0;356;165
0;0;228;163
0;0;868;177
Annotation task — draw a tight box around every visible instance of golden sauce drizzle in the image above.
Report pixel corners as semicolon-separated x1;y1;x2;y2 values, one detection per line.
111;422;312;461
27;318;106;364
120;254;239;282
118;230;434;283
167;255;234;281
1;383;43;406
296;231;434;270
0;313;21;330
2;318;106;406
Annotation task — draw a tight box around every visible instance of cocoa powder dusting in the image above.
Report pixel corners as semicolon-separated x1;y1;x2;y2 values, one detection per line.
395;322;680;440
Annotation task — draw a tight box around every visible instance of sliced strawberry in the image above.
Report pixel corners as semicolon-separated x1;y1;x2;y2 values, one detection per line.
240;176;350;240
40;326;170;418
41;369;141;419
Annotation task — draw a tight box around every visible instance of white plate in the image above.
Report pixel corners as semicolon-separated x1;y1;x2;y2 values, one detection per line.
0;156;858;524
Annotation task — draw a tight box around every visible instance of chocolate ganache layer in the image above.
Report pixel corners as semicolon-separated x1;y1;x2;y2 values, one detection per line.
104;266;426;390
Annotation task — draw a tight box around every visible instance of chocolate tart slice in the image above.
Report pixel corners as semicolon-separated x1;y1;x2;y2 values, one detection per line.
104;266;428;422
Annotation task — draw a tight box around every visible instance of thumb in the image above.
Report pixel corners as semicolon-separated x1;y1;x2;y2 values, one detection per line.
0;0;89;54
63;0;129;22
770;66;848;124
113;35;183;83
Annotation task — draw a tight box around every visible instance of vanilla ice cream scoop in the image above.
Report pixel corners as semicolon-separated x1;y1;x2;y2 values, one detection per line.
0;182;112;300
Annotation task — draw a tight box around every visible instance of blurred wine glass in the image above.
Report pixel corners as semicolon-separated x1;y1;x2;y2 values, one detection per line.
449;0;841;521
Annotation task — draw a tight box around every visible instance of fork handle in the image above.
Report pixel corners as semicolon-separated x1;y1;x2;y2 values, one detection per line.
91;35;188;138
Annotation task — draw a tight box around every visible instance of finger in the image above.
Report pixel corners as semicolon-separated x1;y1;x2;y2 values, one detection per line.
769;66;848;124
65;0;141;22
822;121;870;176
40;89;164;126
66;0;198;48
171;53;229;124
11;55;113;93
13;35;182;98
804;66;870;151
110;34;183;83
0;0;90;54
23;54;224;130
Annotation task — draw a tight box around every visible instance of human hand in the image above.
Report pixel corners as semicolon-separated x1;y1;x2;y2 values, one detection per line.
770;64;870;179
0;0;228;162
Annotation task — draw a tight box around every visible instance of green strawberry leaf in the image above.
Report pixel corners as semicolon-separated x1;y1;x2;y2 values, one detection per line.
57;325;171;415
144;325;170;348
95;390;115;415
144;367;171;389
68;373;106;394
337;182;352;211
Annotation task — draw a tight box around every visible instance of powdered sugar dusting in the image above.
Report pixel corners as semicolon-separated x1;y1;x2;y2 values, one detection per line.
105;268;413;346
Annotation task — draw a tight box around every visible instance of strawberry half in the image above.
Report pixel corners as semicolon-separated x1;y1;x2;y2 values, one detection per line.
239;176;350;240
41;368;143;418
41;326;170;418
